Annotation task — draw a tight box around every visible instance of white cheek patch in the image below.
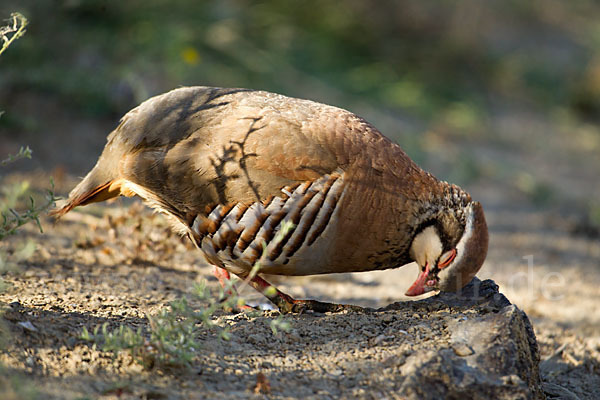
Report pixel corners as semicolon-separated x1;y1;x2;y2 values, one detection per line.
410;226;442;268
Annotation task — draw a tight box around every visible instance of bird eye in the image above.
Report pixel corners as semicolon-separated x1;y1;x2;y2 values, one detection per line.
438;249;457;269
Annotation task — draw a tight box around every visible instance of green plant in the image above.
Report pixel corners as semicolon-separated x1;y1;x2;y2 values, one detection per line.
0;177;57;240
0;148;58;243
0;12;27;57
0;146;31;166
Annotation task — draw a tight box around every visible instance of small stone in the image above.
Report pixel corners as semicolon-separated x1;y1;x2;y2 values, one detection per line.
381;313;395;323
17;321;38;332
247;334;265;345
369;334;390;346
382;355;406;368
501;374;524;386
452;342;474;357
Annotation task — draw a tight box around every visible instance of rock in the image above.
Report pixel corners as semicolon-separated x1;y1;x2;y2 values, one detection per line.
386;278;544;399
542;382;581;400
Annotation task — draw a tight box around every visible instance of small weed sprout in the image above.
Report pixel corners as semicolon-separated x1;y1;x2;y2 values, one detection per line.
0;146;58;241
0;146;32;166
0;14;49;242
0;12;27;57
0;178;58;240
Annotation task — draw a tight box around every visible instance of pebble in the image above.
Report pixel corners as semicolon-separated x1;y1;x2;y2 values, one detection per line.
381;313;395;323
452;342;475;357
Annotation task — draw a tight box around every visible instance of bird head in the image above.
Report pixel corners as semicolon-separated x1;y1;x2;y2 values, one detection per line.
405;201;488;296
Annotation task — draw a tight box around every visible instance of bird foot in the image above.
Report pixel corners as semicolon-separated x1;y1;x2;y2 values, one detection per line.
241;273;366;314
216;267;366;314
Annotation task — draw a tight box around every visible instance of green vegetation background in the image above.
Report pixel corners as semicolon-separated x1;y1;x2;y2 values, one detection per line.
4;1;600;116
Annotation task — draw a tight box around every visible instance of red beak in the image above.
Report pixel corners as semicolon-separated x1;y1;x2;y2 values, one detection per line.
405;262;434;296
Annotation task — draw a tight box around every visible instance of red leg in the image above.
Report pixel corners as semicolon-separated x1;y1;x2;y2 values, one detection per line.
213;266;235;297
213;266;255;312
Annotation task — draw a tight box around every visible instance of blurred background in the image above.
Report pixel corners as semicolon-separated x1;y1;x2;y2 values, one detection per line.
2;0;600;350
1;1;600;395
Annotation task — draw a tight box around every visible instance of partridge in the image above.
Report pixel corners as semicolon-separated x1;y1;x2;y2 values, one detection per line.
53;87;488;313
